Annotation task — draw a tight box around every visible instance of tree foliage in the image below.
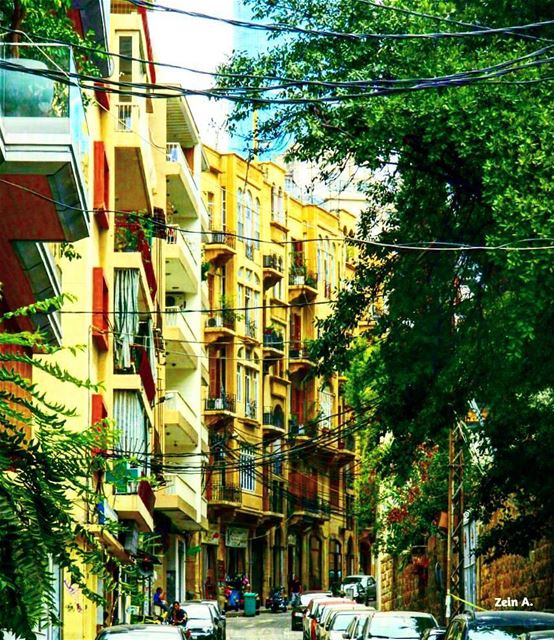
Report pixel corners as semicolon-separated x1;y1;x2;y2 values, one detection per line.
219;1;554;555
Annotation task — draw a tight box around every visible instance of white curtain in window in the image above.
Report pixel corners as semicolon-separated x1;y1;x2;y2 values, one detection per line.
114;390;148;472
114;269;139;369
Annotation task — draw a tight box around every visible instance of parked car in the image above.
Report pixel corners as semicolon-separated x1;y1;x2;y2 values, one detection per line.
306;599;353;640
520;631;554;640
358;611;439;640
291;591;331;631
322;608;374;640
318;604;369;640
343;611;375;640
444;611;554;640
181;603;218;640
340;576;377;603
96;625;190;640
303;595;338;639
200;600;226;640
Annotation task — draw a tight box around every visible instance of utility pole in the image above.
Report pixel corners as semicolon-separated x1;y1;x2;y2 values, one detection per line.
446;419;465;621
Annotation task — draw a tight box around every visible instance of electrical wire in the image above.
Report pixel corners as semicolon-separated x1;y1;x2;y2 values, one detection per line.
1;176;553;255
3;27;553;93
128;0;554;42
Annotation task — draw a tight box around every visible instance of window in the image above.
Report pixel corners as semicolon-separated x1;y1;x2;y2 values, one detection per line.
319;386;333;430
239;445;256;491
221;187;227;228
119;36;133;103
237;188;244;236
236;364;243;402
207;192;215;223
254;198;261;247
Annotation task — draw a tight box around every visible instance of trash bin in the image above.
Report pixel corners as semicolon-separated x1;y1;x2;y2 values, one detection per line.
244;592;258;617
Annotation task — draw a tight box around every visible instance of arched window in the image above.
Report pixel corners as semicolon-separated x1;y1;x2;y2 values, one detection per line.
237;188;244;236
254;197;261;247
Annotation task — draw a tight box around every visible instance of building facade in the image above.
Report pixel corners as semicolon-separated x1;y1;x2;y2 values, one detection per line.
200;148;361;605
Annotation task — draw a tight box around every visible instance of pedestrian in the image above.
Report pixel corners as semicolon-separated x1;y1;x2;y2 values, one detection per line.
290;575;302;605
169;601;187;626
153;587;169;613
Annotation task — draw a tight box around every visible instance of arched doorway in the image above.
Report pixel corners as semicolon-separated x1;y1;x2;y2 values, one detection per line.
346;537;354;576
328;539;342;592
309;535;322;589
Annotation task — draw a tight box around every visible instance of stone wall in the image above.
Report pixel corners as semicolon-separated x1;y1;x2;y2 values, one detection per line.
380;537;554;620
479;539;554;610
379;536;447;622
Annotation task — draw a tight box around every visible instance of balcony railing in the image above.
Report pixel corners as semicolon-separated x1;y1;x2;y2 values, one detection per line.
114;214;157;299
287;494;330;518
205;314;235;331
206;226;236;249
263;408;285;429
165;390;197;424
209;484;241;503
244;400;257;420
263;254;284;271
289;415;318;438
245;242;255;260
166;307;195;339
244;320;257;339
289;342;313;360
289;269;318;288
263;329;284;352
166;224;198;266
264;486;285;514
116;103;137;132
205;394;236;413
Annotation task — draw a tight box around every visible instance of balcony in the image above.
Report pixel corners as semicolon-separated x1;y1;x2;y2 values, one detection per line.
164;307;199;369
241;400;258;423
334;433;357;465
289;342;315;376
166;142;203;220
204;225;236;266
112;479;155;532
113;102;155;213
287;494;330;521
165;225;199;293
131;344;156;405
156;473;202;531
114;214;157;300
12;241;63;345
263;328;285;360
164;391;199;452
263;407;286;439
263;483;285;523
205;394;236;415
270;210;288;232
205;314;236;344
288;268;318;304
269;374;289;400
263;254;284;289
240;319;258;344
0;45;90;255
208;483;242;507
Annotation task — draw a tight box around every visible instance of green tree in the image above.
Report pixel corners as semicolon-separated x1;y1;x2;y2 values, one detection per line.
219;1;554;555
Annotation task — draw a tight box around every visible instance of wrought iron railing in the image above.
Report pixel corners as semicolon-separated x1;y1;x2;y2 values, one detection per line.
205;394;236;413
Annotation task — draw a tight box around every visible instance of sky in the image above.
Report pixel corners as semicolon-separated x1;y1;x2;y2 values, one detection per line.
149;0;265;150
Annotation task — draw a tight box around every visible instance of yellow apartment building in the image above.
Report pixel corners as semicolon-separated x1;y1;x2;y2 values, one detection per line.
200;147;360;605
25;2;208;637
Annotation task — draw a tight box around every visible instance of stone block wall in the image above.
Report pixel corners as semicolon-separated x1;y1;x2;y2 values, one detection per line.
479;539;554;610
379;536;447;621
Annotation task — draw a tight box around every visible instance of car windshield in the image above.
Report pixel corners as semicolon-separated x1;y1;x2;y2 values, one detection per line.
182;605;212;619
343;577;364;585
370;616;436;639
469;628;554;640
332;613;360;631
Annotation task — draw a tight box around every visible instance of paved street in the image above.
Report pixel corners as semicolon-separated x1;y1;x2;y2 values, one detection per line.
227;611;301;639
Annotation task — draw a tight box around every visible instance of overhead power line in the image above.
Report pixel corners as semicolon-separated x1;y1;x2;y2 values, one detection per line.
127;0;554;42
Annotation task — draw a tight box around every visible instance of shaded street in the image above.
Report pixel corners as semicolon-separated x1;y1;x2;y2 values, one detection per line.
227;611;301;639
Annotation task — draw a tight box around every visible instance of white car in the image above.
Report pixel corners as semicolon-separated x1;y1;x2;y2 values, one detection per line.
318;604;369;640
340;575;376;602
323;610;373;640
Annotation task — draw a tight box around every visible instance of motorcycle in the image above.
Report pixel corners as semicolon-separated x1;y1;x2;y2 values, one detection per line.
266;586;287;613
